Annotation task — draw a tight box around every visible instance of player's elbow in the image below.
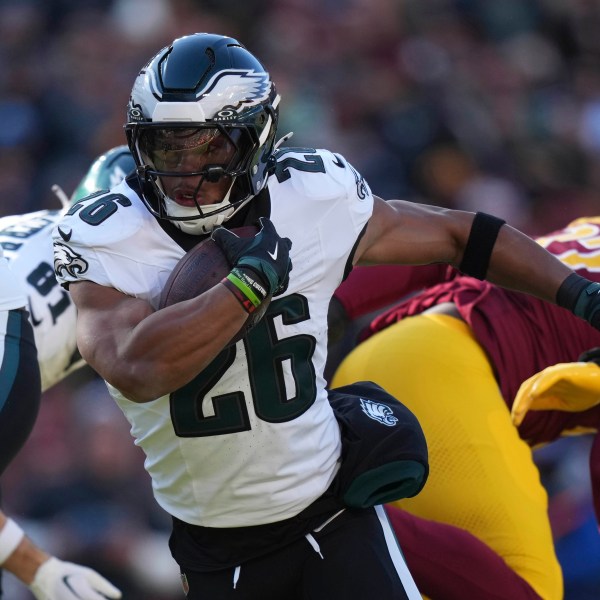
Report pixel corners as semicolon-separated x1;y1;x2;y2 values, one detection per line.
102;360;171;403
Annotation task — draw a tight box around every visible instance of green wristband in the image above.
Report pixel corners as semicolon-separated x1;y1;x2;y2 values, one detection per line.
226;268;265;309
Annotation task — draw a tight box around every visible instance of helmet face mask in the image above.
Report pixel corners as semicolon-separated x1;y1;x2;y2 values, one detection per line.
125;33;280;234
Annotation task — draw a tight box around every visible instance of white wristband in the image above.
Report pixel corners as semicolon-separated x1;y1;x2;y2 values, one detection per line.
0;518;25;565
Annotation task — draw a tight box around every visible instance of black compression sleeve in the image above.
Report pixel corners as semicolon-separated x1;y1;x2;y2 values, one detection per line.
556;271;600;328
556;272;590;310
458;212;506;280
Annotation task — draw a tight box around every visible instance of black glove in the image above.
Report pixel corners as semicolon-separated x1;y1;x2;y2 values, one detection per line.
578;347;600;365
557;272;600;329
212;217;292;303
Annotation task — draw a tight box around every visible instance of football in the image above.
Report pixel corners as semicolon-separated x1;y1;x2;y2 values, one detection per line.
159;225;271;346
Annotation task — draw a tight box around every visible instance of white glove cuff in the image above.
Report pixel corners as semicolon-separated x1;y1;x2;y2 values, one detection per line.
0;518;25;564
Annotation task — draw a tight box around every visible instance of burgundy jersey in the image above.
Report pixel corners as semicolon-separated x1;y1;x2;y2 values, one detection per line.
363;217;600;445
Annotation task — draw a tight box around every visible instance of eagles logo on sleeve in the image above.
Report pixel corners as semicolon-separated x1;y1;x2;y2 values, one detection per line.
360;398;399;427
53;241;89;279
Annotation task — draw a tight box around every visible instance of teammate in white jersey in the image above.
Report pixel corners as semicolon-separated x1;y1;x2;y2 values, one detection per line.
0;252;121;599
52;34;600;600
0;148;134;600
0;145;135;391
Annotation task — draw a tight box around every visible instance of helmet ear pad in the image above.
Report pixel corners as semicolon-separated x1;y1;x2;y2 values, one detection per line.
124;33;280;234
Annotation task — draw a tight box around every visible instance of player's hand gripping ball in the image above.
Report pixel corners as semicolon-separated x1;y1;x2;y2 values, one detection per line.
212;217;293;298
159;220;292;346
159;225;265;345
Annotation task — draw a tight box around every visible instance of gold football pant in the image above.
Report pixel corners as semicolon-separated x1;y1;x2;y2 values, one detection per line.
332;313;562;600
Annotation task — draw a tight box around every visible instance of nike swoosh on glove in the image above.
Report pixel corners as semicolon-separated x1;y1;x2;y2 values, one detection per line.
212;217;292;296
29;557;122;600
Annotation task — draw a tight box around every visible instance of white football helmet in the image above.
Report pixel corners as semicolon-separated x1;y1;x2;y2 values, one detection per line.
125;33;280;234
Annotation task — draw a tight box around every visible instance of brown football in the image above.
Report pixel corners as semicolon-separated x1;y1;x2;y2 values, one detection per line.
159;225;270;346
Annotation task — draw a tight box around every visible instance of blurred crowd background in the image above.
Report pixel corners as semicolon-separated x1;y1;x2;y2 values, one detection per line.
1;0;600;597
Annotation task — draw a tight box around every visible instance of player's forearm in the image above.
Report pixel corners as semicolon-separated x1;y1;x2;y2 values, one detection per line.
3;537;49;585
80;286;247;402
0;516;48;586
483;223;573;303
362;203;578;315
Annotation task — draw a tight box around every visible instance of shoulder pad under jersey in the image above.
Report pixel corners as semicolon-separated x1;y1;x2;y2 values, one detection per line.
56;180;147;248
269;147;372;205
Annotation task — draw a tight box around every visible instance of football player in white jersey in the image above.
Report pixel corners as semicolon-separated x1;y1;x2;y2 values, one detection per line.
0;145;135;391
0;148;134;600
52;34;600;600
0;254;121;600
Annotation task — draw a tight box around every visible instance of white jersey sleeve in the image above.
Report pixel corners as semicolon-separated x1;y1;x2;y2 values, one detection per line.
268;147;373;285
52;181;185;309
0;210;83;391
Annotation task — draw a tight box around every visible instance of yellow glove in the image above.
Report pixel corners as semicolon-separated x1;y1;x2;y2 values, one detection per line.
512;362;600;427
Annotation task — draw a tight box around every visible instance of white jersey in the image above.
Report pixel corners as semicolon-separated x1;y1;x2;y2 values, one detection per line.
0;246;26;311
53;148;373;527
0;210;83;391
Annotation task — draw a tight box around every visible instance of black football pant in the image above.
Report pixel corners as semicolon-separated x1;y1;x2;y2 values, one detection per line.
180;505;420;599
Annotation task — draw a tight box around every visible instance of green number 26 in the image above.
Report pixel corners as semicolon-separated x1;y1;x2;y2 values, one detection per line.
170;294;317;437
